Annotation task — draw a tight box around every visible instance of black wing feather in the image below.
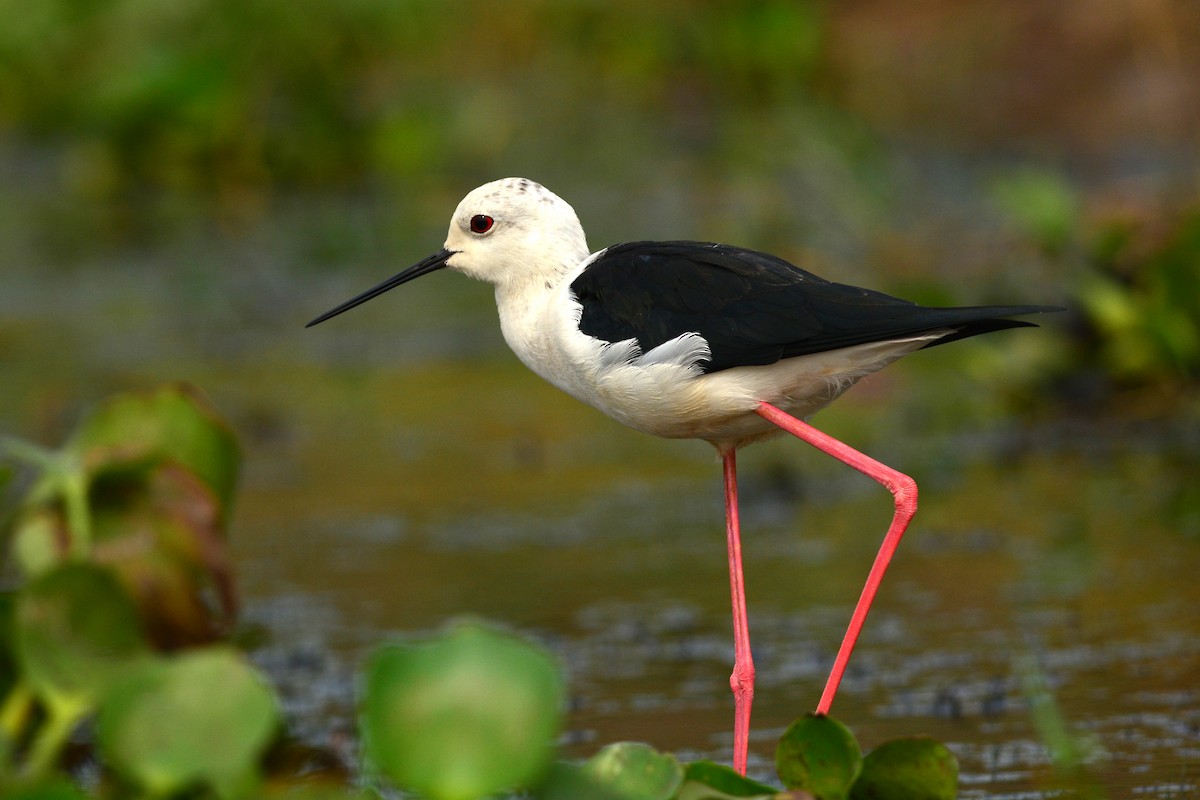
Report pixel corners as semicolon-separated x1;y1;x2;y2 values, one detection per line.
571;241;1060;374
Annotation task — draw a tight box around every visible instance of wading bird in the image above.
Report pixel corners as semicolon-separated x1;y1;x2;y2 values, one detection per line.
308;178;1059;774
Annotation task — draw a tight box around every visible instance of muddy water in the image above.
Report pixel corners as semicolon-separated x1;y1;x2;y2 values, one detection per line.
3;254;1197;798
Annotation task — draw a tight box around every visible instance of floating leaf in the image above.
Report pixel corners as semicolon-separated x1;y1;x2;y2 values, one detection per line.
9;387;241;647
90;460;238;647
0;591;19;700
775;715;861;800
537;761;631;800
68;383;240;519
14;563;152;717
97;646;280;799
257;787;376;800
0;777;91;800
678;760;784;799
581;742;684;800
4;439;92;561
10;507;68;576
849;737;957;800
12;459;238;648
676;785;796;800
361;620;563;800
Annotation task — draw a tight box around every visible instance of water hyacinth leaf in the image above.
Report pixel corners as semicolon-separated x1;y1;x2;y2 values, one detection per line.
678;761;785;799
13;459;238;648
361;621;563;800
97;647;280;799
7;385;240;646
1;778;91;800
849;737;957;800
581;742;684;800
676;785;796;800
89;461;237;647
536;761;630;800
0;592;17;702
775;715;862;800
10;507;65;576
257;788;377;800
14;563;151;714
67;384;240;519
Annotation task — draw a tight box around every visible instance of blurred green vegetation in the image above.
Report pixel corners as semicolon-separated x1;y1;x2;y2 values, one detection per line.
990;167;1200;395
1;0;1196;403
0;1;840;214
1077;207;1200;386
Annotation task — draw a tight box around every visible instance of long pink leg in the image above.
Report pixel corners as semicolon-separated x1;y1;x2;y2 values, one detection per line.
721;447;754;776
754;401;918;715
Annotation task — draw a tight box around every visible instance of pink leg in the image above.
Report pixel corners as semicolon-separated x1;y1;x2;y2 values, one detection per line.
721;447;754;776
754;401;917;715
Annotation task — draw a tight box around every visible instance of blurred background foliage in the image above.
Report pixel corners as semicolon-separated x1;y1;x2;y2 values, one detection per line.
0;0;834;197
1;0;1197;401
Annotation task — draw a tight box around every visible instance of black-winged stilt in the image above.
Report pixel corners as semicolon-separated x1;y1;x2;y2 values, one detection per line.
307;177;1060;774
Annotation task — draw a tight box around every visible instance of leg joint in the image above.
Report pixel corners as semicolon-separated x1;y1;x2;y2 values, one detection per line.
890;471;918;518
730;661;756;696
893;471;917;500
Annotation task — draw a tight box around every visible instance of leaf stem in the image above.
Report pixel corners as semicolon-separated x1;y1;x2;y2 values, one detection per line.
0;438;58;472
60;459;92;559
20;702;84;779
0;438;92;558
0;682;34;774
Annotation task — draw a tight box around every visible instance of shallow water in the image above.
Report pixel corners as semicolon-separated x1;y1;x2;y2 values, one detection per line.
3;226;1197;798
234;386;1198;798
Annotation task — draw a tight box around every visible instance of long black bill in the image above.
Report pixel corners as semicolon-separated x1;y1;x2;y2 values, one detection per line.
306;249;456;328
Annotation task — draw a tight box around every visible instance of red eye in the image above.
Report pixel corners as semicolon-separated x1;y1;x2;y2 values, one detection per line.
469;214;494;234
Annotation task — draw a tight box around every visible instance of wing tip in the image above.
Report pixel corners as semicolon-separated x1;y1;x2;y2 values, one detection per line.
922;306;1065;349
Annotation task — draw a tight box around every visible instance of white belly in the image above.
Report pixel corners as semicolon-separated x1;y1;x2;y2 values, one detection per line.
498;286;943;449
579;336;937;446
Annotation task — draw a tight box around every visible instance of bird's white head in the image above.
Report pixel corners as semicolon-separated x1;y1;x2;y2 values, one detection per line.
443;177;590;289
305;178;590;328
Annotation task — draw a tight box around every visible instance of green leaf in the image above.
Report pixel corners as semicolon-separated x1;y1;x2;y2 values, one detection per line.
536;761;627;800
0;777;91;800
96;646;280;799
257;787;377;800
15;465;238;648
14;563;151;716
0;592;20;701
849;737;957;800
775;715;862;800
10;507;67;577
361;620;564;800
4;439;92;562
679;760;783;799
87;461;238;647
675;785;788;800
68;383;240;519
581;742;684;800
8;386;241;646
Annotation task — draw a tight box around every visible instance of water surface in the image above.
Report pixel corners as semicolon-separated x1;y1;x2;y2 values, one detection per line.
2;215;1196;799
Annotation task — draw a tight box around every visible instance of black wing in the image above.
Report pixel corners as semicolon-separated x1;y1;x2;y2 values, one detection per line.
571;241;1060;374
